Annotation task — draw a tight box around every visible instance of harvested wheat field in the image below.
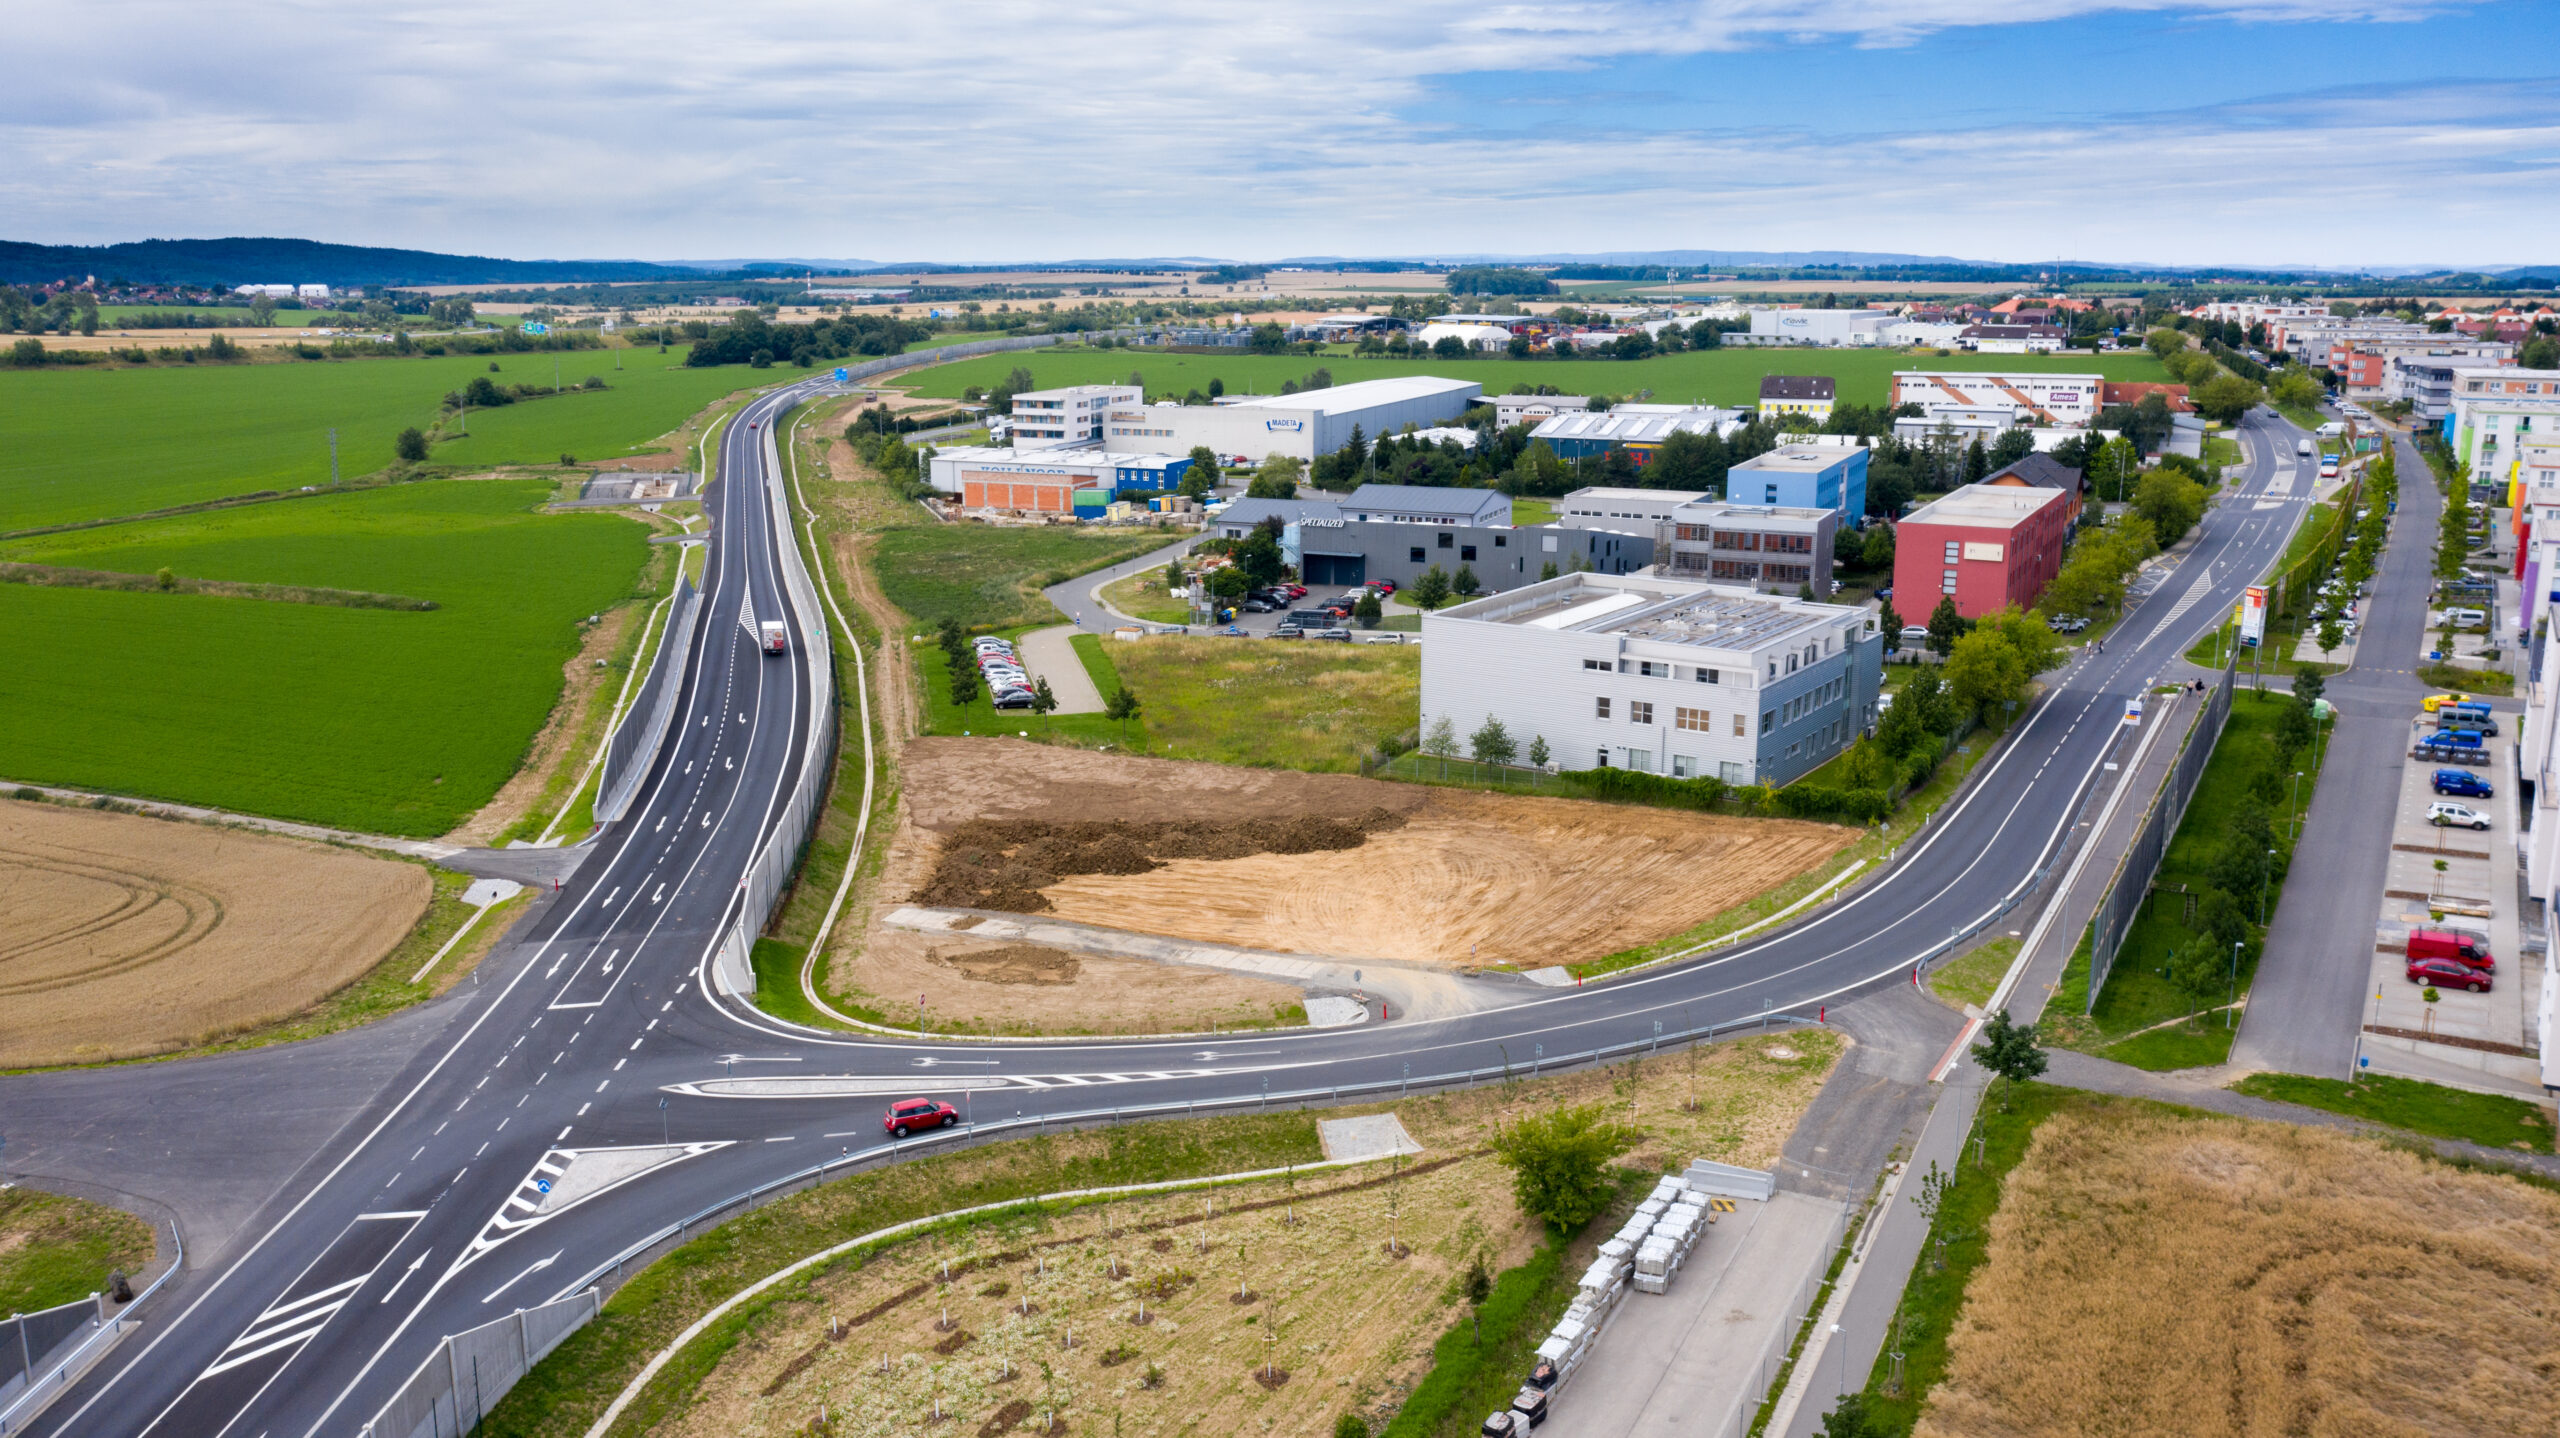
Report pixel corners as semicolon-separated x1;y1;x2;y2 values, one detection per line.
896;738;1856;968
0;798;429;1067
656;1033;1839;1438
1919;1105;2560;1438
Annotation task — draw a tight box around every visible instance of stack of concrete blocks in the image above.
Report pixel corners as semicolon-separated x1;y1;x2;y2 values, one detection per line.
1634;1181;1709;1294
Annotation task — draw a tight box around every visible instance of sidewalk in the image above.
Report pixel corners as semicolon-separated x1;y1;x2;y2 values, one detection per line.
1017;624;1104;714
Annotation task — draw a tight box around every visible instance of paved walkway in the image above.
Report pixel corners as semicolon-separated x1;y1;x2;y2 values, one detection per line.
1017;624;1104;714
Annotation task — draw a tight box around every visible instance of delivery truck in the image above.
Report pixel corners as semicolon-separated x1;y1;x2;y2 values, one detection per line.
760;619;789;655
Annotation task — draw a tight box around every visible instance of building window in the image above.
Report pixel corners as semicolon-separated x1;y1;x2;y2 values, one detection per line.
1595;697;1612;720
1672;754;1697;778
1676;706;1711;732
1942;569;1958;594
1624;748;1653;773
1630;701;1654;725
1597;748;1611;768
1409;547;1425;562
1460;545;1477;561
1761;709;1776;732
1697;668;1720;685
1494;534;1507;547
1583;658;1610;671
1638;661;1666;678
1720;760;1745;783
1943;541;1960;562
1437;533;1454;549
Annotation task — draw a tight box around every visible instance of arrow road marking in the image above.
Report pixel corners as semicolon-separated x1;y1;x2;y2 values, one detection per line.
378;1251;428;1305
482;1250;561;1304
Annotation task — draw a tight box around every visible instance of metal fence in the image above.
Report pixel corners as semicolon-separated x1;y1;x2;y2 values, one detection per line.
594;576;701;825
1717;1203;1852;1438
360;1290;600;1438
2085;657;2237;1010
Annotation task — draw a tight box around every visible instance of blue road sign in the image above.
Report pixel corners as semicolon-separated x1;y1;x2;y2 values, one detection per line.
832;367;849;382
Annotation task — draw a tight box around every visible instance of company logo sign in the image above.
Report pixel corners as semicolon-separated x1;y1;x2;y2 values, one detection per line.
1265;419;1305;432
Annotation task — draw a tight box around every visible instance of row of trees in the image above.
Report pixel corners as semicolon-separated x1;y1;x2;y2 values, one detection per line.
682;308;932;368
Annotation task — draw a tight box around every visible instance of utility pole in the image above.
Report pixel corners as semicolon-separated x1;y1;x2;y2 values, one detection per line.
328;427;339;485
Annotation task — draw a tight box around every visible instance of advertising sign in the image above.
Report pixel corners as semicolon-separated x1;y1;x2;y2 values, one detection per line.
2240;585;2268;647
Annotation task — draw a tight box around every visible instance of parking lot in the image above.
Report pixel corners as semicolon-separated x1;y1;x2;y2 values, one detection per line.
1195;579;1420;642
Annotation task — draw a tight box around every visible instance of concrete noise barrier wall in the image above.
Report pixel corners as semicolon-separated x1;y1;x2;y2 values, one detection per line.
595;574;701;826
2086;653;2236;1010
361;1289;600;1438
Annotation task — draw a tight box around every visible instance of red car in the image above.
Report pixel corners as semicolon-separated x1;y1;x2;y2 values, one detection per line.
884;1097;959;1136
2406;956;2489;992
1365;579;1397;594
1283;584;1307;598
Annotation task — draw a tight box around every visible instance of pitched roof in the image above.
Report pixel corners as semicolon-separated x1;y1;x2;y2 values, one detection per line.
1983;451;2083;492
1758;374;1837;401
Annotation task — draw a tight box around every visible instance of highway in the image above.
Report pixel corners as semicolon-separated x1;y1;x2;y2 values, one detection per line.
13;401;2317;1438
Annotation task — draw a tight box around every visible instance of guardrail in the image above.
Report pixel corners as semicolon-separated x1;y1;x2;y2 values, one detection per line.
0;1221;181;1437
594;575;701;826
359;1290;600;1438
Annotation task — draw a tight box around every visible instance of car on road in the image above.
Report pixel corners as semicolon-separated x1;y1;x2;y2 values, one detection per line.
2405;955;2489;992
2428;801;2490;830
884;1098;959;1135
2433;769;2494;798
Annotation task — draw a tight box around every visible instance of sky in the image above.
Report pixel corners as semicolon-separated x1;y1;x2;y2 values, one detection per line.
7;1;2557;269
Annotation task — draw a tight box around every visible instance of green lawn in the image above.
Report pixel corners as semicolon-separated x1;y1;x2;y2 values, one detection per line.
2230;1072;2556;1151
0;1187;158;1314
0;345;754;532
1508;497;1558;526
869;523;1172;632
892;347;2170;409
1928;937;2021;1012
0;479;651;834
1099;567;1193;624
1111;637;1420;770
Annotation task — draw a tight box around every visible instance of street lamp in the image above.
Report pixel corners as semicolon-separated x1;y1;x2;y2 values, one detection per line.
2228;941;2243;1026
2259;847;2277;924
2289;770;2305;839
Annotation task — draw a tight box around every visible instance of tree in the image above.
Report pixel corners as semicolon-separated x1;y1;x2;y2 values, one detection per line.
1538;560;1559;581
2132;466;2206;547
2192;373;2266;425
1969;1008;2048;1111
1816;1392;1890;1438
2210;799;2279;909
1208;566;1249;599
2168;934;2226;1017
2290;665;2326;706
394;427;429;463
2087;434;2139;500
1470;715;1517;765
1926;596;1966;657
1527;734;1550;767
1104;685;1143;740
949;663;981;712
1490;1102;1643;1232
1031;677;1058;716
1860;524;1895;571
2272;697;2317;769
2317;618;2345;661
154;566;176;591
1353;589;1382;629
1237;523;1286;587
1452;564;1480;597
1945;625;2028;720
1422;715;1458;756
1878;596;1903;654
1185;446;1221;494
1963;436;1988;484
2197;885;2248;953
2269;367;2323;412
1409;565;1452;610
1988;427;2035;470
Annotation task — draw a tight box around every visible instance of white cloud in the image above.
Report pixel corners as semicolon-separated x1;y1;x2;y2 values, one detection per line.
0;1;2526;266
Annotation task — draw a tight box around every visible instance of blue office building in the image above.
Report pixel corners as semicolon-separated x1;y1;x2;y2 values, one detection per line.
1727;444;1868;521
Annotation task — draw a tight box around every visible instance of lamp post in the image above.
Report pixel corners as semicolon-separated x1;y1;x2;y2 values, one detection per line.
2259;847;2277;923
2229;940;2242;1026
2289;769;2305;839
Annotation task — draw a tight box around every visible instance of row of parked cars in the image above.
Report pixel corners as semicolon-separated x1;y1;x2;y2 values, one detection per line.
1238;581;1308;615
971;635;1040;710
2413;696;2499;764
2406;927;2495;993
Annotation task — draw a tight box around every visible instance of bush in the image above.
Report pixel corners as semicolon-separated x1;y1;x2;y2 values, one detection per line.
1491;1102;1641;1232
1558;766;1728;809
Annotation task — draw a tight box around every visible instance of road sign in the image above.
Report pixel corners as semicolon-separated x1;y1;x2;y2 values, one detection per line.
535;1178;553;1194
522;321;550;336
832;367;849;382
2239;585;2267;647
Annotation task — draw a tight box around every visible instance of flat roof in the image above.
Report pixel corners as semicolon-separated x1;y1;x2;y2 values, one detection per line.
945;447;1182;469
1222;375;1480;415
1758;375;1836;400
1562;487;1708;504
1731;443;1851;473
1452;574;1848;651
1343;482;1504;514
1900;483;2068;530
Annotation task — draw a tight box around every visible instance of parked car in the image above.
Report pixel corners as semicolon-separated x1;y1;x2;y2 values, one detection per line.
883;1098;959;1135
1312;627;1352;641
2406;955;2489;992
992;688;1036;709
1241;598;1275;613
1364;579;1397;595
1899;625;1929;644
2433;769;2493;798
2427;801;2490;830
2407;927;2493;969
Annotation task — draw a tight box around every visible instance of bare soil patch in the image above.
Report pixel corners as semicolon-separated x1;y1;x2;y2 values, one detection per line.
1919;1106;2560;1438
0;799;430;1067
935;945;1081;986
916;811;1406;914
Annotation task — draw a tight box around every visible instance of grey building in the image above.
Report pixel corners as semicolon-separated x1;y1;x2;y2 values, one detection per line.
1656;501;1838;594
1291;516;1650;588
1422;573;1883;785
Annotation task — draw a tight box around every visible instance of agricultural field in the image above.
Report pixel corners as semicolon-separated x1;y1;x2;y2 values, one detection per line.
0;344;753;532
0;1186;157;1314
0;479;652;835
891;346;2170;411
870;523;1171;632
602;1036;1840;1438
1911;1098;2560;1438
0;798;431;1067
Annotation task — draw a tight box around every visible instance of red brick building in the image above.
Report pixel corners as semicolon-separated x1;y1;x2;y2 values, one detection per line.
1893;484;2072;620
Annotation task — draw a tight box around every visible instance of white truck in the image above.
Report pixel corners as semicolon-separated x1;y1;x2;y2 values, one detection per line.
759;620;789;656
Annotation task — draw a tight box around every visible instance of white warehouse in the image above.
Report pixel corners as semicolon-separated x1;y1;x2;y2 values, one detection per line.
1104;375;1482;462
1422;573;1882;786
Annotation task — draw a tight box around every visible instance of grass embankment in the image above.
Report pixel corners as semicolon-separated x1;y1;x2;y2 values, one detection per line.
0;345;755;532
482;1034;1838;1438
894;348;2171;411
2045;689;2326;1070
1098;568;1193;625
1883;1090;2560;1438
2229;1071;2557;1151
0;480;652;835
2418;661;2514;695
871;524;1171;632
1926;937;2021;1013
0;1188;157;1314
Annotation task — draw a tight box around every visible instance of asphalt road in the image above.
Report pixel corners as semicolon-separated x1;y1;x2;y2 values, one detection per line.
10;407;2317;1438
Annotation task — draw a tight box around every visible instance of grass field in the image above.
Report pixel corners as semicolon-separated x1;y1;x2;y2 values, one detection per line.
870;524;1172;632
0;1187;157;1314
2228;1071;2556;1151
0;480;652;834
892;346;2170;410
0;345;755;532
1110;637;1420;769
1099;568;1192;624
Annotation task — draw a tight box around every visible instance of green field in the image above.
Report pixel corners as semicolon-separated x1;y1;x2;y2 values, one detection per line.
0;1187;157;1315
0;479;651;834
869;523;1170;631
0;345;755;532
894;346;2170;409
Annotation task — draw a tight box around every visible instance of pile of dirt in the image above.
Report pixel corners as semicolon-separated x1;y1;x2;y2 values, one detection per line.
934;945;1082;986
916;810;1405;914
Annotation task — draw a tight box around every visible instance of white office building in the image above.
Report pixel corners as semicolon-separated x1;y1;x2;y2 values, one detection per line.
1743;308;1893;347
1421;573;1882;786
1008;385;1142;446
1103;375;1481;463
1891;371;2104;426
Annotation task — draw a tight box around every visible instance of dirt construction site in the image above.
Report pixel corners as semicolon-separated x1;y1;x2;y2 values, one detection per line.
0;798;430;1067
830;739;1855;1035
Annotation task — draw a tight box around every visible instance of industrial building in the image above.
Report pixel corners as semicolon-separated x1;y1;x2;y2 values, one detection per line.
1555;487;1709;529
1757;375;1835;422
1490;394;1593;428
929;448;1191;516
1891;371;2103;426
1957;324;2066;354
1102;375;1481;462
1891;483;2072;618
1291;514;1649;588
1727;443;1868;520
1528;406;1746;461
1207;484;1508;540
1007;385;1141;446
1655;501;1838;594
1741;308;1892;347
1422;574;1882;786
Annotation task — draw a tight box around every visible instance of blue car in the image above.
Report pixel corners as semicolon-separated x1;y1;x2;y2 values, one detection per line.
2433;769;2493;798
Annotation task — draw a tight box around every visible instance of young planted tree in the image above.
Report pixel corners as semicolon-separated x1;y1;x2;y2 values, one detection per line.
1408;565;1452;610
1926;596;1966;657
1452;564;1479;598
1352;589;1382;628
1031;677;1058;716
949;663;982;713
1469;715;1517;766
1104;685;1142;741
1527;734;1550;768
1969;1008;2047;1111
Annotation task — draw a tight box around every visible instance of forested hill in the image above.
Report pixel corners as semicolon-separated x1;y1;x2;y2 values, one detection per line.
0;237;693;288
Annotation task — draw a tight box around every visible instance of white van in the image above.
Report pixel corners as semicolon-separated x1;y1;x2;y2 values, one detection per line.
2296;438;2316;458
2443;607;2487;627
2316;421;2346;438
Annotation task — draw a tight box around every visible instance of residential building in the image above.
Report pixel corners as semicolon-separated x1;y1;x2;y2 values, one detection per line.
930;447;1191;515
1490;394;1593;428
2331;339;2510;400
1891;370;2103;426
1980;451;2085;526
1728;443;1868;520
1102;375;1481;463
2505;445;2560;1087
1891;483;2072;618
2446;397;2560;490
1007;385;1141;446
1758;375;1836;422
1742;308;1892;347
1655;501;1838;595
1957;323;2066;354
1527;406;1745;461
1421;573;1883;786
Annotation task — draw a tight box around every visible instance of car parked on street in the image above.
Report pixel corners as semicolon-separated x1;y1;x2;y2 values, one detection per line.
2405;954;2490;992
884;1098;960;1135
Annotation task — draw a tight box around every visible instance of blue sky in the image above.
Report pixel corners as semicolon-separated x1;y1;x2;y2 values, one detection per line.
6;1;2556;268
